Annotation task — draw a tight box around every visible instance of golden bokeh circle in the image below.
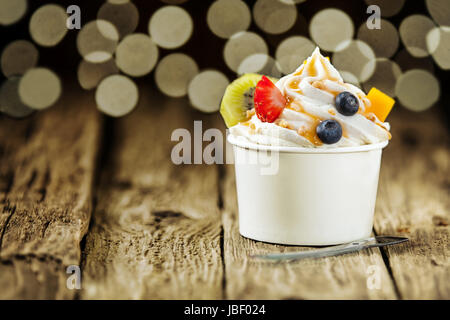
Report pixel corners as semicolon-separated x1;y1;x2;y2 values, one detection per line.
115;33;159;77
364;0;405;18
148;6;193;49
1;40;39;78
107;0;130;4
188;70;229;113
0;77;35;118
207;0;251;39
97;1;139;39
275;36;315;74
253;0;297;35
77;20;119;63
399;14;437;58
29;4;68;47
426;0;450;27
77;59;119;90
0;0;27;26
237;54;282;78
96;74;139;117
155;53;199;98
223;31;268;73
18;67;62;110
428;26;450;69
279;0;307;3
309;9;354;52
332;40;376;83
362;58;402;97
357;19;399;58
395;69;440;111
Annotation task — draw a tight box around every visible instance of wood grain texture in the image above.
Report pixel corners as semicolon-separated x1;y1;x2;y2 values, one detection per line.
81;88;223;299
0;88;102;299
374;108;450;299
221;164;397;300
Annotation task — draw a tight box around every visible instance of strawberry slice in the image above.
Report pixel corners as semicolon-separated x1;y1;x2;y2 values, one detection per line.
254;75;287;123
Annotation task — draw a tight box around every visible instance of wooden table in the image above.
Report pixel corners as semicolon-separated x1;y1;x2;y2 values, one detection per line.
0;83;448;299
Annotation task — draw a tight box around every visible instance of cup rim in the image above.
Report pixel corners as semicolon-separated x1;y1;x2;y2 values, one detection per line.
228;134;389;154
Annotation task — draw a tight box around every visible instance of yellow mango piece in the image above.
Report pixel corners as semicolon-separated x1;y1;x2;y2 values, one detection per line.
366;87;395;122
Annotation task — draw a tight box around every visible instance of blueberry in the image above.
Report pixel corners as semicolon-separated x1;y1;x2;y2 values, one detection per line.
316;120;342;144
335;91;359;116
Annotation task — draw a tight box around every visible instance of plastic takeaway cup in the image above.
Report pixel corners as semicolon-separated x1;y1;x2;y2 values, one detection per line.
228;134;389;246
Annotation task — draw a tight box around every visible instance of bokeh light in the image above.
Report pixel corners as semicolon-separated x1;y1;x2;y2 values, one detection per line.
395;69;440;111
275;36;315;74
115;33;159;77
148;6;193;49
310;9;354;52
1;40;39;77
0;76;34;118
364;0;405;18
223;31;268;73
399;14;437;57
357;19;399;58
96;74;138;117
155;53;199;97
108;0;131;4
77;59;119;90
97;1;139;39
427;26;450;70
188;70;229;113
332;40;376;83
362;58;402;97
29;4;68;47
253;0;297;35
237;54;282;78
77;20;119;63
18;67;61;110
426;0;450;27
0;0;27;26
207;0;251;39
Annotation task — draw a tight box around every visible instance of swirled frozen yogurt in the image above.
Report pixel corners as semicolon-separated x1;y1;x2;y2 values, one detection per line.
220;47;393;148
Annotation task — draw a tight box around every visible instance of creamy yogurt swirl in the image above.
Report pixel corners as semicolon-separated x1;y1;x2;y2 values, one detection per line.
230;47;391;148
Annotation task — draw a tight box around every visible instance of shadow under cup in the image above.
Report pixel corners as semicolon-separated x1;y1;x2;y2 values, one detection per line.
228;135;389;246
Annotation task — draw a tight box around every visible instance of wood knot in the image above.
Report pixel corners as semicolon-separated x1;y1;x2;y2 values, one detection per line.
432;216;448;227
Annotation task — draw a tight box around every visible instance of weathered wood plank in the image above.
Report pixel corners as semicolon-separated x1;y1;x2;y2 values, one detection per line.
221;151;397;299
374;108;450;299
0;87;102;299
81;88;223;299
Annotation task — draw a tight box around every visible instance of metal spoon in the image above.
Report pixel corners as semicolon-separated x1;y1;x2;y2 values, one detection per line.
250;236;408;261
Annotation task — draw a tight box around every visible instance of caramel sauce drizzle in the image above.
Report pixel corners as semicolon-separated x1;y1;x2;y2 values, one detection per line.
287;100;323;146
307;55;317;77
311;80;340;97
289;80;300;90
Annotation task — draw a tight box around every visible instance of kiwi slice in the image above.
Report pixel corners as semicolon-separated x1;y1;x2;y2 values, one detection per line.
220;73;277;128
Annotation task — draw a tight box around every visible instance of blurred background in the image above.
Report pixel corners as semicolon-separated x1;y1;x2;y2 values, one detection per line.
0;0;448;124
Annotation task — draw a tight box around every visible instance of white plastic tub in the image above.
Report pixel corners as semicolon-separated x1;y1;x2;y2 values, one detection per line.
228;135;388;246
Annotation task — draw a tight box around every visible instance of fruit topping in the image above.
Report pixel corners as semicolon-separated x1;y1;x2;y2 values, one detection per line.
335;91;359;116
366;87;395;122
316;119;342;144
220;74;277;128
254;75;287;123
